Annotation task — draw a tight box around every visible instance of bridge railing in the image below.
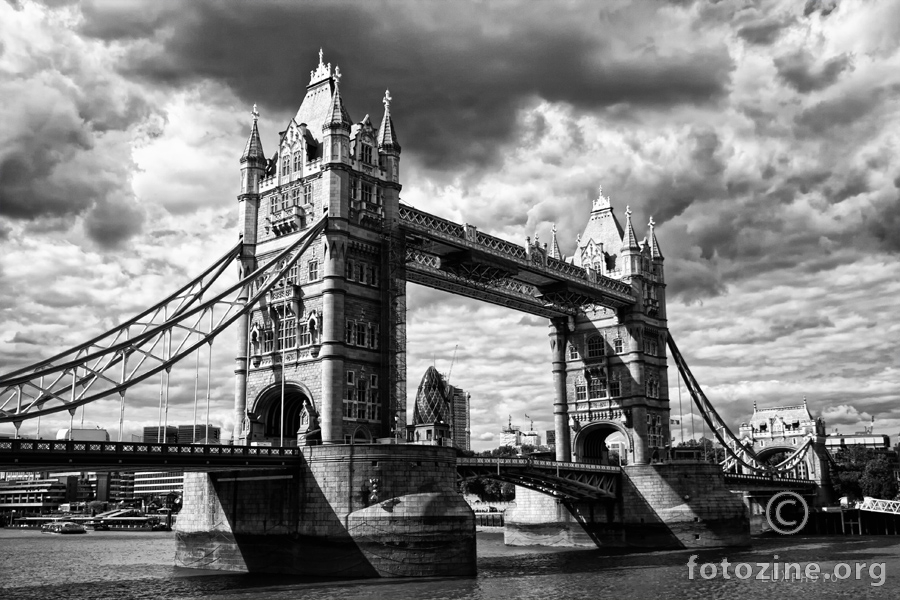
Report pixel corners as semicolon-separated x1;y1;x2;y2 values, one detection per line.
723;472;816;486
457;456;621;473
0;439;300;458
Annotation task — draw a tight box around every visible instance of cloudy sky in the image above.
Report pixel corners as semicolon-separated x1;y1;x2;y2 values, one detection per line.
0;0;898;450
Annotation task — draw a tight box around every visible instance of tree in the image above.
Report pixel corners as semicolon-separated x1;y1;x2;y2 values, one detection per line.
860;456;898;500
830;447;898;501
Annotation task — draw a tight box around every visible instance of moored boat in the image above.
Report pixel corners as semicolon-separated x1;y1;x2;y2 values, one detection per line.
41;521;87;535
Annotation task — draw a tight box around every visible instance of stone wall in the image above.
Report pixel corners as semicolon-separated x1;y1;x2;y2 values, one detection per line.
175;444;475;577
505;462;749;549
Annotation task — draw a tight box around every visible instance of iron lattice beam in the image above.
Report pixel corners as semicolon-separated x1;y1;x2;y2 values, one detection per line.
0;217;328;426
456;457;619;501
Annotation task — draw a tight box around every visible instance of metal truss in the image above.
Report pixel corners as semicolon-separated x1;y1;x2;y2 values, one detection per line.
860;497;900;514
457;457;619;501
0;216;327;427
406;248;575;318
667;332;816;477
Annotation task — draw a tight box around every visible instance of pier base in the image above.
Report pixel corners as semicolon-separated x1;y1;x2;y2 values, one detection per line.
174;445;475;577
505;462;749;549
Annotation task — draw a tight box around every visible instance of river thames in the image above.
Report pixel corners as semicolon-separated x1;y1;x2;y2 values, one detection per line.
1;529;898;599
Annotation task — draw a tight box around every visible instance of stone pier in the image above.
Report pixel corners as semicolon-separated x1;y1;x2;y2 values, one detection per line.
175;444;475;577
505;462;749;549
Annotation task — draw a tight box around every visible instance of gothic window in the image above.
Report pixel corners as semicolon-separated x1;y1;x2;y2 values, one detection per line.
304;183;312;205
346;370;355;385
281;192;291;212
308;260;319;281
587;336;604;358
293;151;302;172
609;379;621;398
361;143;373;164
614;338;623;354
290;187;300;207
362;183;373;204
371;267;379;287
269;196;279;215
298;322;311;346
356;379;368;419
350;177;358;200
355;322;367;347
575;382;587;401
568;344;578;360
287;262;298;284
262;328;275;353
368;324;379;349
345;320;354;344
277;317;296;350
356;263;365;282
375;186;383;206
345;259;354;279
646;378;659;399
282;154;290;176
588;378;607;399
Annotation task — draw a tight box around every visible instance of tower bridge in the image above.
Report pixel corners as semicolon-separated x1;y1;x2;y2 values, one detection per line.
0;51;834;577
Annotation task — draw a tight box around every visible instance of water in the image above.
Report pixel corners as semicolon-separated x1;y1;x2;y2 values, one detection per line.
1;529;899;599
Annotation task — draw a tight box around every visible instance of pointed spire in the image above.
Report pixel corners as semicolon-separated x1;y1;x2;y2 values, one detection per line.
648;216;664;260
377;89;401;152
241;104;265;163
323;70;351;131
592;185;611;212
549;223;563;260
621;205;640;252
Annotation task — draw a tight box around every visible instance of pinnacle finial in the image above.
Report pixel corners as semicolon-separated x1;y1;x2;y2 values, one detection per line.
625;205;632;219
334;65;342;83
648;216;655;229
251;104;259;123
319;47;324;66
383;89;392;110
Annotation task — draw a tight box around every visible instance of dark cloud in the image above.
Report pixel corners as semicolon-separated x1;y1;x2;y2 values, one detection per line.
86;1;732;173
793;87;891;135
865;191;900;252
774;49;851;93
803;0;839;18
737;16;793;46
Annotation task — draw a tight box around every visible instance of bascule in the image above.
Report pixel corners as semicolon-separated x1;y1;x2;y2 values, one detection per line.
0;51;827;577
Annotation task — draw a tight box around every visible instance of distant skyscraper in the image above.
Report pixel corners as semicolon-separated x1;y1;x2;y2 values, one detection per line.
177;425;220;444
409;366;470;450
143;426;177;444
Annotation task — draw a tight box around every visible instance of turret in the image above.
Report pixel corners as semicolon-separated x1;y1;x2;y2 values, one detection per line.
648;217;664;283
323;66;351;163
620;206;641;277
240;105;266;197
377;90;401;185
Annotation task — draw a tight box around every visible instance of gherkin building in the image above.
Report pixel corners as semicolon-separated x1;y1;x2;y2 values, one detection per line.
413;366;451;425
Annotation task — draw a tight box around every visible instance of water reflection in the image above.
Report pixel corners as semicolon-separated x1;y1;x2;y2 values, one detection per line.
1;530;898;600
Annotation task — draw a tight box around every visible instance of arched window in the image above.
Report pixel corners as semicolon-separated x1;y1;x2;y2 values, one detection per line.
568;344;578;360
613;337;623;353
293;151;302;172
282;154;291;176
587;336;604;358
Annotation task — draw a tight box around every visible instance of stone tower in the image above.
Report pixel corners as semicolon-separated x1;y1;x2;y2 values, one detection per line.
233;51;404;446
556;187;669;466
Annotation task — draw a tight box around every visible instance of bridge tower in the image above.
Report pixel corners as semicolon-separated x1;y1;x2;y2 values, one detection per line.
554;188;668;466
738;400;829;485
233;52;404;447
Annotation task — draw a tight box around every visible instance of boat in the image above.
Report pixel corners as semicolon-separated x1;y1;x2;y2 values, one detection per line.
41;521;87;535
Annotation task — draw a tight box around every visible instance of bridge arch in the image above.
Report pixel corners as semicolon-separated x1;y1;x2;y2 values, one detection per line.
249;381;317;444
573;421;633;466
755;444;810;479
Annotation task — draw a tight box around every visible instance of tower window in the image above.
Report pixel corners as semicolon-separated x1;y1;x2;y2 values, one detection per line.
293;151;302;173
345;259;354;280
587;336;604;358
350;177;358;200
308;260;319;281
361;143;373;164
298;322;311;346
568;344;578;360
304;183;312;205
277;317;296;351
575;382;587;401
282;155;290;176
355;322;367;347
609;380;621;397
588;378;607;399
614;338;623;354
362;183;373;204
281;192;291;212
262;328;275;353
290;187;300;207
270;196;279;215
